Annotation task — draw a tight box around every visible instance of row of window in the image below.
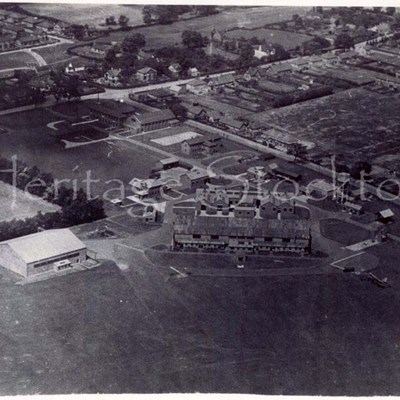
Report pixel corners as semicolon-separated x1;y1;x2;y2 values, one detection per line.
33;252;81;268
191;234;293;242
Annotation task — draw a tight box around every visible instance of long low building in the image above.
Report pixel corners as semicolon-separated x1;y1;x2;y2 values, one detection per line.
0;229;87;277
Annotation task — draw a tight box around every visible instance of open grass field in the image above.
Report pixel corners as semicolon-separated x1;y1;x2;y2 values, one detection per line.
226;28;313;50
320;219;371;246
2;239;400;395
248;88;400;170
0;51;38;70
106;6;308;50
32;43;78;66
20;4;144;27
0;181;59;223
0;109;161;197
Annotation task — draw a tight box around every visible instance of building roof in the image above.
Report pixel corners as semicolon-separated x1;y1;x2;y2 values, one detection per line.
183;168;209;181
23;16;44;25
135;109;175;125
0;229;86;264
7;12;26;20
379;208;395;219
209;74;236;86
88;100;135;119
174;214;310;239
137;67;157;75
160;157;179;165
309;180;336;193
105;68;121;77
185;136;206;146
38;20;55;29
187;78;207;87
220;116;247;129
344;201;363;211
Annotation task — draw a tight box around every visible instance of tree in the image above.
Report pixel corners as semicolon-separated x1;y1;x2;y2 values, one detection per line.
237;43;255;69
142;5;154;24
350;160;372;179
195;6;218;16
105;16;116;25
386;7;396;16
334;33;355;49
122;33;146;53
103;48;117;69
118;15;129;28
182;30;206;48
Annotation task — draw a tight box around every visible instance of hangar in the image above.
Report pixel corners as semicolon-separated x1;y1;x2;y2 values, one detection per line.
0;229;87;277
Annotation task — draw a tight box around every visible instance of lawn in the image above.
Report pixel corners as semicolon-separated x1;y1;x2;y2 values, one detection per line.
0;181;60;223
0;51;38;69
106;6;308;50
32;43;78;66
248;87;400;171
226;28;313;50
0;109;161;198
320;218;371;246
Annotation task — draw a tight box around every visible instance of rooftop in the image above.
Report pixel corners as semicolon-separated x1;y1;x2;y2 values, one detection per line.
0;229;86;264
134;109;176;125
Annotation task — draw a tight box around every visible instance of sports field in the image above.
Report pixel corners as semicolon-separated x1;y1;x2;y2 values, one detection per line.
0;181;60;223
0;109;162;197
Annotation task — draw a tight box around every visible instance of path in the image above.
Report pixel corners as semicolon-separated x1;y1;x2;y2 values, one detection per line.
25;48;47;67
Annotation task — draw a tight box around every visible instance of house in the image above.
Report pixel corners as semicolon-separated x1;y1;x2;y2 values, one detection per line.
185;104;208;120
28;72;54;92
244;66;269;81
129;109;177;133
22;16;44;30
307;55;324;68
169;84;185;95
342;201;364;215
186;78;209;95
129;177;164;200
254;43;276;59
181;134;222;156
260;129;298;152
136;67;157;82
16;34;42;47
268;63;292;75
137;49;154;61
290;58;309;71
37;20;55;32
6;12;26;24
0;9;10;21
219;116;248;133
0;229;87;277
188;67;199;77
53;21;70;36
208;74;237;90
377;208;395;223
91;41;113;56
308;180;338;198
0;34;14;51
321;52;338;65
168;62;182;75
103;68;121;86
1;23;27;38
65;62;86;75
88;99;135;128
156;158;180;171
180;168;210;190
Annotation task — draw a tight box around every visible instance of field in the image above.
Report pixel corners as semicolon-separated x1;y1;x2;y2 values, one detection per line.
20;4;144;27
0;109;161;198
320;219;371;246
2;236;400;395
225;28;313;50
0;51;38;70
248;88;400;170
32;43;78;66
106;6;308;50
0;182;59;223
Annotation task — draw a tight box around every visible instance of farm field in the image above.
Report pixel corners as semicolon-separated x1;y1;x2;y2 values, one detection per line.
225;28;313;50
0;181;60;223
248;88;400;170
20;4;144;27
107;6;308;50
0;51;38;70
0;109;161;197
32;43;78;66
2;237;400;395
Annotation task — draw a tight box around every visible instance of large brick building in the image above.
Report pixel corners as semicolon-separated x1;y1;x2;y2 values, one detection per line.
172;188;311;254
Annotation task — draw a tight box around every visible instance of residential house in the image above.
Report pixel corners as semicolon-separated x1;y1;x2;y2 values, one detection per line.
188;67;199;77
254;43;276;60
0;34;14;51
37;20;55;33
186;79;209;95
208;74;237;90
168;62;182;75
244;66;269;81
65;62;86;75
268;63;292;75
136;67;157;82
290;58;309;71
22;16;44;30
219;116;248;133
104;68;122;86
181;134;222;156
16;34;42;48
91;41;112;56
180;169;210;190
169;84;185;95
6;12;26;24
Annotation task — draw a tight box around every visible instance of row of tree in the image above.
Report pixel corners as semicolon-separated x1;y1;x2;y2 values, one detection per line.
0;157;106;241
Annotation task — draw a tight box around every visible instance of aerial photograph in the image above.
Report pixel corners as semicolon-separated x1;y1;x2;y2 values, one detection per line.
0;1;400;396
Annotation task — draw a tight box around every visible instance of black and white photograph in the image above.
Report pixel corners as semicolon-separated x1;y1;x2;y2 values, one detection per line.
0;0;400;397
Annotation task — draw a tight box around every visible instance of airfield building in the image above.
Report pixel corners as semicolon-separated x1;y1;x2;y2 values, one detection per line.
0;229;87;277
